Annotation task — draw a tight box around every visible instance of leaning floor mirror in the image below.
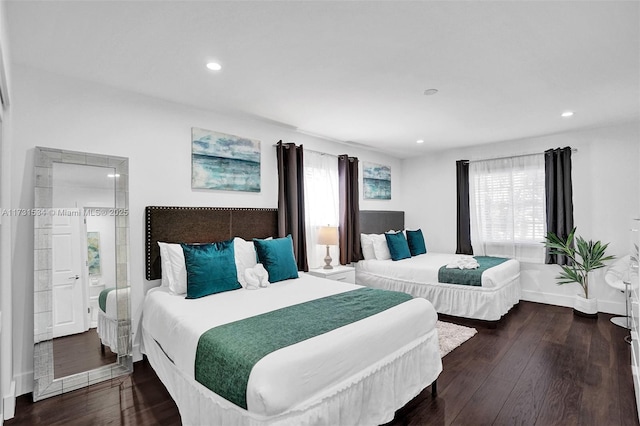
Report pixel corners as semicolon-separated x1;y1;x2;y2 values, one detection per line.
33;147;132;401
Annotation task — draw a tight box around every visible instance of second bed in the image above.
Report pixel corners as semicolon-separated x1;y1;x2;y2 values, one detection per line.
358;210;521;321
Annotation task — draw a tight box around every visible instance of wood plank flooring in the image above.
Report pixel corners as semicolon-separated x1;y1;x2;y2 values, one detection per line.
6;301;638;425
53;328;117;378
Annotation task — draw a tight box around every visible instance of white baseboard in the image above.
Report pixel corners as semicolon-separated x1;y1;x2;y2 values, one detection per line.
597;299;627;316
14;371;32;397
520;290;574;308
520;290;626;315
2;380;15;420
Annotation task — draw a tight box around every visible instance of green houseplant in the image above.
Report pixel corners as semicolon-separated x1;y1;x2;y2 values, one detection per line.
544;227;615;316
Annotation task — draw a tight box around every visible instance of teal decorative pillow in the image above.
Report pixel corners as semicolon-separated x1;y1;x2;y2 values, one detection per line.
181;240;242;299
406;229;427;256
384;231;411;261
253;235;299;283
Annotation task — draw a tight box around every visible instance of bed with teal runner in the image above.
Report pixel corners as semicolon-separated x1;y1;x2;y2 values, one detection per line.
437;256;509;286
194;287;412;409
98;287;116;313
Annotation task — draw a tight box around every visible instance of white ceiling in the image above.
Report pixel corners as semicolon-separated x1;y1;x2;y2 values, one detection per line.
6;1;640;158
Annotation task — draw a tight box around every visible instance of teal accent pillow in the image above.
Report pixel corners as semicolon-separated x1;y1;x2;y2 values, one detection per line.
253;235;299;283
384;231;411;261
181;240;242;299
406;229;427;256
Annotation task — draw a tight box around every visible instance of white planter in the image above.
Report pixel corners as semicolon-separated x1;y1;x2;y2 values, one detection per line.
573;295;598;318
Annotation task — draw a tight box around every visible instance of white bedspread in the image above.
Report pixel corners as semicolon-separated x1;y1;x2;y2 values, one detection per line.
356;252;520;288
142;273;437;417
356;253;521;321
103;287;130;320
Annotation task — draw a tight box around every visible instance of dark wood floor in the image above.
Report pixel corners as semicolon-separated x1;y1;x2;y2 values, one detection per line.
53;328;117;378
387;302;638;426
7;301;638;425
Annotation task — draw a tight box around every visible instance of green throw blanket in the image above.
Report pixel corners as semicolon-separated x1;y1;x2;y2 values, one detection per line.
437;256;509;286
195;287;412;409
98;287;116;313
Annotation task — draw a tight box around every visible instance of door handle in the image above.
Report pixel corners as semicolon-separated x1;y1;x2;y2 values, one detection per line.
68;275;80;280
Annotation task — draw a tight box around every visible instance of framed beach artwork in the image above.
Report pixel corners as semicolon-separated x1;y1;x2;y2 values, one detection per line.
191;128;261;192
363;162;391;200
87;232;101;276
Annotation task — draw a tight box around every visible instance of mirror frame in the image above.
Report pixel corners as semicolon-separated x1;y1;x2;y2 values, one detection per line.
33;147;132;401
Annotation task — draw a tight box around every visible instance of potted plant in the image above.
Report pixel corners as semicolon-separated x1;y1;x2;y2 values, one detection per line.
543;227;615;317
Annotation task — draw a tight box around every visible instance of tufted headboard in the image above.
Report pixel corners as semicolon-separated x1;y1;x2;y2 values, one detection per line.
359;210;405;234
145;206;278;280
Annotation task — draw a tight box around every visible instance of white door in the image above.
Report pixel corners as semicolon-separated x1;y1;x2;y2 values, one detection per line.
52;211;87;338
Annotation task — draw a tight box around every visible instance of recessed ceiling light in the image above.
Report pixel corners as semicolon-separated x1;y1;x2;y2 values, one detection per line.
561;111;574;117
206;62;222;71
423;89;438;96
416;139;425;144
107;174;120;178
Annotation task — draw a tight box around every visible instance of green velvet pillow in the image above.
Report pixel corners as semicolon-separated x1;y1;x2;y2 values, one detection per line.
181;240;242;299
253;235;299;283
406;229;427;256
384;231;412;261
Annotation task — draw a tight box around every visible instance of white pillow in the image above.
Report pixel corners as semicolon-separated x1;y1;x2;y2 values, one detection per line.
372;233;392;260
234;237;258;288
158;242;171;288
360;233;376;260
157;242;187;295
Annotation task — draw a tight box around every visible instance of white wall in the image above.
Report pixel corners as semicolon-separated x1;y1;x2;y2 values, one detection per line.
402;122;640;314
9;64;404;396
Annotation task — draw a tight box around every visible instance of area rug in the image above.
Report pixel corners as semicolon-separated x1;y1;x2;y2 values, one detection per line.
437;321;477;357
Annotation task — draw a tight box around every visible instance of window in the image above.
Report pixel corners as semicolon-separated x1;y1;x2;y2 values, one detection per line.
469;154;546;263
303;150;339;268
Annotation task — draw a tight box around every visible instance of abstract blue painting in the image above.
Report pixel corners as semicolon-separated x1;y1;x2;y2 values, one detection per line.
191;128;261;192
87;232;101;276
363;162;391;199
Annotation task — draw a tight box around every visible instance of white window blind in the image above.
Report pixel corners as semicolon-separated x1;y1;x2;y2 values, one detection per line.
469;154;546;263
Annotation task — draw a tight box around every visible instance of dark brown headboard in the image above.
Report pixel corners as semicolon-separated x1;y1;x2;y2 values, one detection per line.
359;210;405;234
145;206;278;280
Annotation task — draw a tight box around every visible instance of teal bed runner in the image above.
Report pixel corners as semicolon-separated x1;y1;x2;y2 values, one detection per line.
194;287;412;409
98;287;116;313
437;256;509;287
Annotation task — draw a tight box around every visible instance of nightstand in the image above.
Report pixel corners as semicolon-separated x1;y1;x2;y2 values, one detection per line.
308;265;355;284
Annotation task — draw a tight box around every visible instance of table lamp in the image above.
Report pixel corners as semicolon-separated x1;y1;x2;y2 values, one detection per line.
318;225;339;269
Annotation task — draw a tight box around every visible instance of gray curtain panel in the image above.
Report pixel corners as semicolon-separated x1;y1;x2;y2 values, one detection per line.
338;154;362;264
456;160;473;255
276;141;309;272
545;147;574;265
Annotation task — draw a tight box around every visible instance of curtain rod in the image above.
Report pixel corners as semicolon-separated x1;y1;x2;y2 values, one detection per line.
467;148;578;164
306;148;339;158
272;143;339;158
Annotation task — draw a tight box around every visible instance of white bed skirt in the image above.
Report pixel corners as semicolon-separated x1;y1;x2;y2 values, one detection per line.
97;311;130;355
141;325;442;426
356;271;521;321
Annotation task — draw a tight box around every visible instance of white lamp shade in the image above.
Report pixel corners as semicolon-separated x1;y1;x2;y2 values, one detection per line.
317;226;339;246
